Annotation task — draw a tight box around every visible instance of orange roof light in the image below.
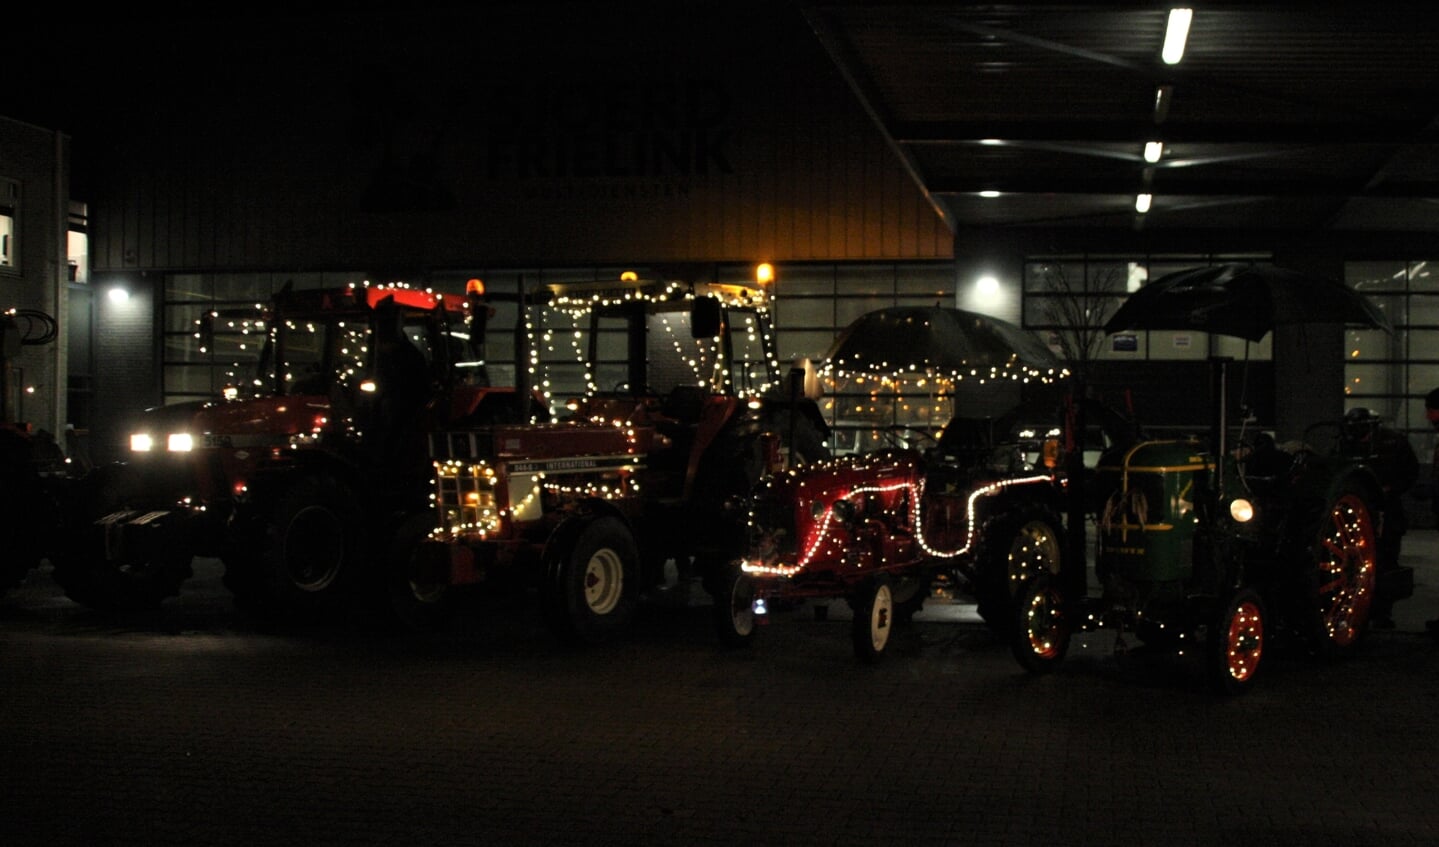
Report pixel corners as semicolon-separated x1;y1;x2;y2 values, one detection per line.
620;271;639;282
466;278;485;297
756;263;775;285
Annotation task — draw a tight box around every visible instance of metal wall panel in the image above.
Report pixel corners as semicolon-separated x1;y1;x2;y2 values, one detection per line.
85;4;951;275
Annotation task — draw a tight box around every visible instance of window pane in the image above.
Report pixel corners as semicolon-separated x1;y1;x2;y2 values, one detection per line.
1028;261;1088;294
1344;363;1396;398
836;296;892;326
1150;330;1208;361
777;266;834;297
1408;294;1439;327
1410;261;1439;292
778;330;838;362
1346;260;1409;293
834;263;893;296
1212;334;1271;360
1345;328;1396;362
1406;362;1439;397
894;264;954;296
778;298;835;328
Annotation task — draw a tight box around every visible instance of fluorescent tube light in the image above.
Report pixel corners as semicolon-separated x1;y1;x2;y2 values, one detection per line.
1163;9;1193;64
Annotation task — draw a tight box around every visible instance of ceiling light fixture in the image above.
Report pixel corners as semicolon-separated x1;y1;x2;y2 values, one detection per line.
1135;193;1153;214
979;190;1001;198
1153;85;1173;123
1144;141;1164;163
1162;8;1193;65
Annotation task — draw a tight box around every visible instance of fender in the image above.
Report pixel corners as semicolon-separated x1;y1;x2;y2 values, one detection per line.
541;499;633;591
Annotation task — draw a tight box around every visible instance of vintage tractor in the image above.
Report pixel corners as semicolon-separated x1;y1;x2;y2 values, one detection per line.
50;280;540;620
705;303;1074;661
385;271;832;643
1011;358;1412;694
712;416;1068;660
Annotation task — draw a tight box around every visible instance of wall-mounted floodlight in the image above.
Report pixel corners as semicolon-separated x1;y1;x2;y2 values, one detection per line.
1135;193;1153;214
1144;141;1164;163
107;286;130;304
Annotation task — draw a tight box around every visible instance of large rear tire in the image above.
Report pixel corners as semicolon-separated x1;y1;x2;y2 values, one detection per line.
543;516;639;645
234;473;363;621
1306;485;1377;655
975;506;1064;636
49;463;193;613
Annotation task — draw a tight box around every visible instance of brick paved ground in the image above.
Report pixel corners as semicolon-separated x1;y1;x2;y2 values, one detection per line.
4;533;1439;847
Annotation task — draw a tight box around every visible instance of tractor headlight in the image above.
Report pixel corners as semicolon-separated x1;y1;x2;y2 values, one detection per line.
130;433;155;452
1229;497;1255;523
167;432;195;452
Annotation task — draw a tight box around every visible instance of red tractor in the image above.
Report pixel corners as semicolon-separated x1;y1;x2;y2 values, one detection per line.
51;280;540;620
384;272;831;643
711;420;1068;660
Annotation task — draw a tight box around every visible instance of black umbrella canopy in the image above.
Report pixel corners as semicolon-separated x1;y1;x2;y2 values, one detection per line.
1103;263;1392;342
820;306;1068;383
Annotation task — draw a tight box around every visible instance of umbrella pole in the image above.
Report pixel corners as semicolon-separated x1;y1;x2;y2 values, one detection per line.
1063;377;1089;602
1210;356;1232;494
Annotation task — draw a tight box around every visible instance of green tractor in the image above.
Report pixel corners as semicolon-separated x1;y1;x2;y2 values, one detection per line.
1012;265;1406;694
1013;359;1409;694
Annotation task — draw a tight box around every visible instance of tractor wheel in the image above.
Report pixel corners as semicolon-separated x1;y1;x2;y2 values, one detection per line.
1305;484;1377;655
1206;588;1265;696
1011;574;1069;674
543;516;638;645
243;473;364;621
975;506;1064;636
386;511;457;632
711;561;759;648
49;464;193;613
850;574;895;662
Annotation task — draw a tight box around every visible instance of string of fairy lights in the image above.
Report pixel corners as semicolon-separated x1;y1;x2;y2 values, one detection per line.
740;452;1058;578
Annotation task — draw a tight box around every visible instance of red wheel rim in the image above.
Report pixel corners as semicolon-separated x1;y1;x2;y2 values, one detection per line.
1315;493;1376;647
1224;599;1264;682
1023;585;1063;659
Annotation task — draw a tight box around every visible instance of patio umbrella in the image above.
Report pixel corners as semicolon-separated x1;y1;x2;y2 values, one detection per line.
819;306;1067;383
1102;263;1392;342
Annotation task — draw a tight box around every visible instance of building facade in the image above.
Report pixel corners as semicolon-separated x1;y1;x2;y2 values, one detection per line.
7;4;1435;482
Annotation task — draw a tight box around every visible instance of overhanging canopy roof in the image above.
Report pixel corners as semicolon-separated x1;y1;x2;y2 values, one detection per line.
800;3;1439;235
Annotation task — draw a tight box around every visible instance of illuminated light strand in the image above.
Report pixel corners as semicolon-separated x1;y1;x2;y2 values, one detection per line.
741;471;1057;578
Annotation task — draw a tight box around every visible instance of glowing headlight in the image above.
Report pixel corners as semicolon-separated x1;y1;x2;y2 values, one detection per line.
167;433;195;452
130;433;154;452
1229;498;1255;523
